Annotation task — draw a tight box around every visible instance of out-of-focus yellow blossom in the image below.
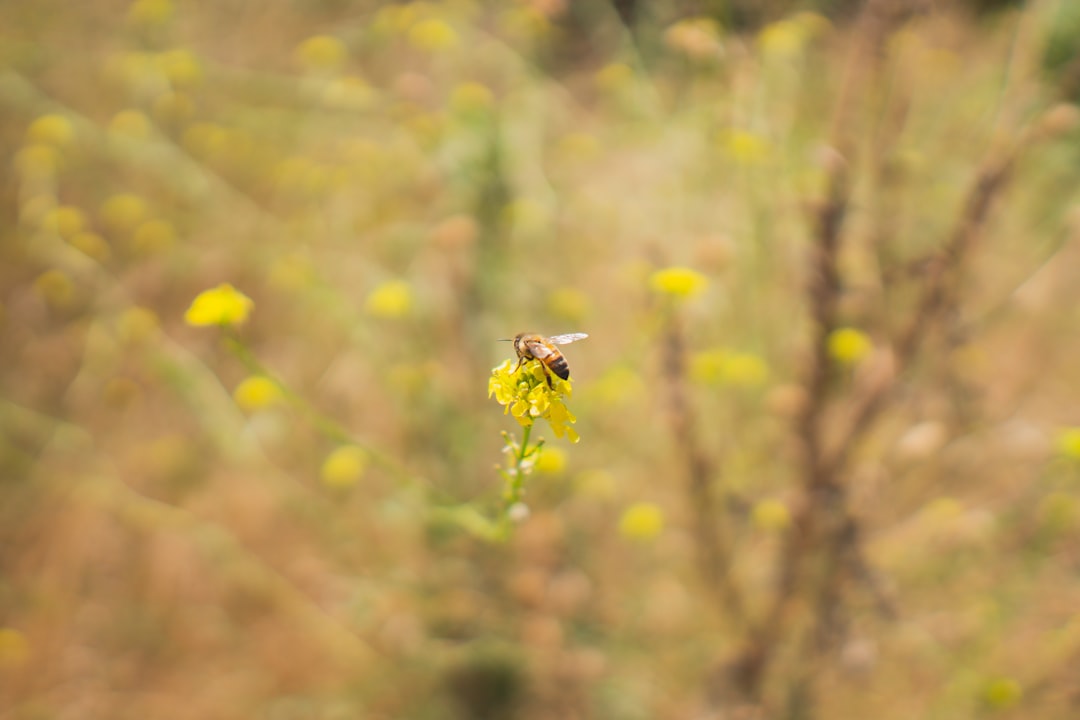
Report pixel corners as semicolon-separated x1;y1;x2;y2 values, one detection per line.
152;90;195;124
408;19;458;51
0;628;29;668
982;677;1022;710
664;17;723;61
100;193;148;233
1056;427;1080;459
183;122;229;158
595;62;633;92
365;280;413;318
556;132;600;161
323;76;375;110
128;0;173;26
827;327;872;365
752;499;792;531
619;502;664;540
588;365;644;407
42;206;86;238
690;349;769;388
69;231;111;261
720;129;771;164
450;82;494;115
547;287;590;324
1039;492;1078;535
535;446;567;475
14;144;61;179
757;20;803;58
295;35;347;71
109;110;152;139
499;5;551;40
157;48;203;88
321;445;367;488
233;376;284;412
489;359;580;443
117;306;159;344
132;218;176;255
268;253;316;291
27;114;74;147
184;283;254;327
649;266;708;299
576;469;616;500
33;270;75;309
502;198;548;235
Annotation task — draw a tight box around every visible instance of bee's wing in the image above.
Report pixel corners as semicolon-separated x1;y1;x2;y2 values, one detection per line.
525;339;555;359
548;333;588;345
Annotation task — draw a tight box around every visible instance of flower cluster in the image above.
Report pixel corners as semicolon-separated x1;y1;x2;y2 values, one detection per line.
488;358;579;443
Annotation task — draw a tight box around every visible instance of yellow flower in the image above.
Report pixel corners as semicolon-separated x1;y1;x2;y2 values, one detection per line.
982;677;1022;710
157;48;203;88
14;144;60;179
450;82;494;115
752;499;791;531
720;129;771;164
33;269;75;309
535;446;567;474
321;445;367;488
109;110;152;139
649;267;708;299
827;327;872;365
547;287;590;324
100;194;148;233
488;359;580;443
128;0;173;26
619;502;664;540
117;306;159;344
184;283;254;327
0;628;29;668
408;19;459;51
42;206;86;238
295;35;347;71
26;114;74;147
233;376;284;412
595;62;633;92
365;280;413;318
132;218;176;255
69;231;111;261
1056;427;1080;460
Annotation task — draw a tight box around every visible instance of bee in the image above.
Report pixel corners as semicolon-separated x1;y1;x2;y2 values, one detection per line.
502;332;589;387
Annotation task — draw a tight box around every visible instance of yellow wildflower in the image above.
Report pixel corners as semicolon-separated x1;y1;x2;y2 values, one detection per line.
295;35;347;71
450;82;494;115
157;48;203;88
535;446;567;475
321;445;367;488
14;144;60;179
1056;427;1080;460
982;677;1022;710
649;266;708;299
109;110;152;139
69;232;111;261
408;19;459;51
233;376;284;412
619;502;664;540
184;283;254;327
365;280;413;318
827;327;872;365
0;628;29;668
34;270;75;309
489;358;580;443
117;306;160;344
752;499;791;531
100;194;148;233
132;218;176;255
128;0;173;26
42;206;86;238
26;114;74;147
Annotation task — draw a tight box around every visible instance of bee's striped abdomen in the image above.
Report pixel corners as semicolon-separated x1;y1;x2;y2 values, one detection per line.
548;354;570;380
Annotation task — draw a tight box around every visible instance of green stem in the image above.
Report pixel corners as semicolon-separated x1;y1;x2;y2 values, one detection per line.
505;423;532;509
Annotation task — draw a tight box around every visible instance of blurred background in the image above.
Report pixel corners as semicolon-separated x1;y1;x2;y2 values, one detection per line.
4;0;1080;717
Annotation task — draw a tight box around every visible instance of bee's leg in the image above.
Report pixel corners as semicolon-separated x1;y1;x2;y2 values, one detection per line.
539;361;555;389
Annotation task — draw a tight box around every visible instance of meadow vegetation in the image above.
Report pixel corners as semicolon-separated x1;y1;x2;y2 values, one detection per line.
3;0;1080;718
